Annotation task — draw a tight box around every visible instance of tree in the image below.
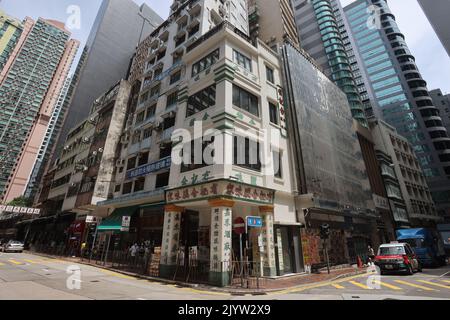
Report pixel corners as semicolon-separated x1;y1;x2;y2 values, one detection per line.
7;196;32;207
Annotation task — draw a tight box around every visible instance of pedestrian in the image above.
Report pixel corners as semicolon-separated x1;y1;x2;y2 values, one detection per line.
367;245;376;265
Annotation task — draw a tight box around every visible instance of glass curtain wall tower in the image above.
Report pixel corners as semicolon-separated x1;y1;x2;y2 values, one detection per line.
342;0;450;221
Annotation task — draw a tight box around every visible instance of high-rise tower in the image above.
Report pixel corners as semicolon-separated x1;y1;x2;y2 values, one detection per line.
342;0;450;221
0;16;79;203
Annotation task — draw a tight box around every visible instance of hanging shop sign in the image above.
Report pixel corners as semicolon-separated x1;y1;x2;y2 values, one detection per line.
165;180;275;205
121;216;131;232
0;206;40;216
277;86;287;137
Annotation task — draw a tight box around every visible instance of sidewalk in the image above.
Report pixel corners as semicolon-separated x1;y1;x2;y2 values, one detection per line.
27;251;367;294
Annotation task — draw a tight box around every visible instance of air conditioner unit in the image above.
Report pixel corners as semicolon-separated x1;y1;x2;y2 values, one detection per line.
116;159;123;167
98;148;104;153
83;166;88;172
82;137;90;143
219;5;227;17
92;151;98;156
154;121;163;131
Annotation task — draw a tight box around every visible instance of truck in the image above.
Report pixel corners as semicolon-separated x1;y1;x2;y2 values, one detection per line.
396;228;447;267
437;224;450;257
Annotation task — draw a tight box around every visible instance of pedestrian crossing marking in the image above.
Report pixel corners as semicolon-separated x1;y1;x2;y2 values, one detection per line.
394;280;437;291
8;259;23;265
417;280;450;290
349;281;370;289
372;280;402;290
331;284;345;289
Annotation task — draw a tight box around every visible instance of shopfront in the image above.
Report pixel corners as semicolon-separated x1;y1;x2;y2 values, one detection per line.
160;179;280;287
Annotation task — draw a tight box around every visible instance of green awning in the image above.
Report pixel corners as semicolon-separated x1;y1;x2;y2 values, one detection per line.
97;206;139;232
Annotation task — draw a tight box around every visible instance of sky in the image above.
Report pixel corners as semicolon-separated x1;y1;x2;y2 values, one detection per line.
0;0;449;93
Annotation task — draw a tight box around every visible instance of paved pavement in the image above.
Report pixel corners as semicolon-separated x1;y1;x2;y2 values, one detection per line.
0;252;449;300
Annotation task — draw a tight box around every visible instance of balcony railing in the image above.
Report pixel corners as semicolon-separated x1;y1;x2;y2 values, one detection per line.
186;21;252;53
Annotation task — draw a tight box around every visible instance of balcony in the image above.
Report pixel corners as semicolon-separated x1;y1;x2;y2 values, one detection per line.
160;127;175;143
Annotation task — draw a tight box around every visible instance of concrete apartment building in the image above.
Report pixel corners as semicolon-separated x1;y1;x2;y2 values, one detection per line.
52;0;163;162
29;80;132;247
0;15;79;203
0;10;27;71
418;0;450;58
84;0;307;285
291;0;367;126
341;0;450;222
370;119;441;227
247;0;300;49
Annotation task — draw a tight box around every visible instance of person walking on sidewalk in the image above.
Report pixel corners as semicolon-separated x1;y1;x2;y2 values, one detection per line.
367;245;376;266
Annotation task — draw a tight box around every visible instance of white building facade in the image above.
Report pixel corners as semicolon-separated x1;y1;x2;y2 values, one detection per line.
99;0;301;285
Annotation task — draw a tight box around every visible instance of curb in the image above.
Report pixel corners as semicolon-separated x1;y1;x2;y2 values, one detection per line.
25;251;368;295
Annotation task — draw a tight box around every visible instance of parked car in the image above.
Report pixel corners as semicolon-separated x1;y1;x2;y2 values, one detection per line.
374;242;421;275
1;240;24;253
396;228;447;267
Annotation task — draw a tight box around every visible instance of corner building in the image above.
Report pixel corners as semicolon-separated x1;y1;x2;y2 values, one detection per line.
98;0;301;286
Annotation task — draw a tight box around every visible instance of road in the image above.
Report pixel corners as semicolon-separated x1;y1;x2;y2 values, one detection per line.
0;252;449;300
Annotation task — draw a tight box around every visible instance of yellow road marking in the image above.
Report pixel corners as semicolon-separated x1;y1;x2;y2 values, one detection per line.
181;288;230;296
417;280;450;289
331;283;345;289
372;280;402;290
441;280;450;285
349;280;370;289
269;273;371;295
24;259;38;264
394;280;437;291
8;259;23;265
0;262;5;266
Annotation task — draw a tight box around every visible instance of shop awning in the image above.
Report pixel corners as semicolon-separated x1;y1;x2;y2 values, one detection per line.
97;206;139;232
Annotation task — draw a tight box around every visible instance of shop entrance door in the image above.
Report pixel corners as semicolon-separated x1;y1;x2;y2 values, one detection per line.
275;226;295;275
174;210;199;281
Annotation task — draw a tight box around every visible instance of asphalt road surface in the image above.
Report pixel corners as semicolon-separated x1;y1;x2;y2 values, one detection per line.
0;252;449;300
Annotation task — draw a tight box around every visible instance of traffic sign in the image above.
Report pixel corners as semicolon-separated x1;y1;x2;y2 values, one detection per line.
246;216;263;228
233;217;245;235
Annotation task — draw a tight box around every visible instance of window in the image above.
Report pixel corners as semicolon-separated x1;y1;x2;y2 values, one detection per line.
160;145;172;159
136;111;145;124
143;127;152;140
233;50;252;71
163;117;175;130
269;102;279;125
233;85;259;117
266;66;274;83
138;152;149;166
114;184;121;193
134;178;145;192
181;137;215;173
192;49;219;77
170;71;181;84
186;85;216;117
273;151;282;178
126;157;137;171
155;171;170;188
150;84;160;98
166;91;178;108
233;136;261;171
146;104;156;119
122;182;133;194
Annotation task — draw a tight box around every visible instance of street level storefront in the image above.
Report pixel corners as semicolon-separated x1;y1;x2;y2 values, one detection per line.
92;203;165;264
161;179;302;287
300;208;379;267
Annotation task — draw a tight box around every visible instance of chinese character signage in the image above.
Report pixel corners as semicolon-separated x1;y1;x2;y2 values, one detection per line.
166;180;275;205
126;157;171;180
